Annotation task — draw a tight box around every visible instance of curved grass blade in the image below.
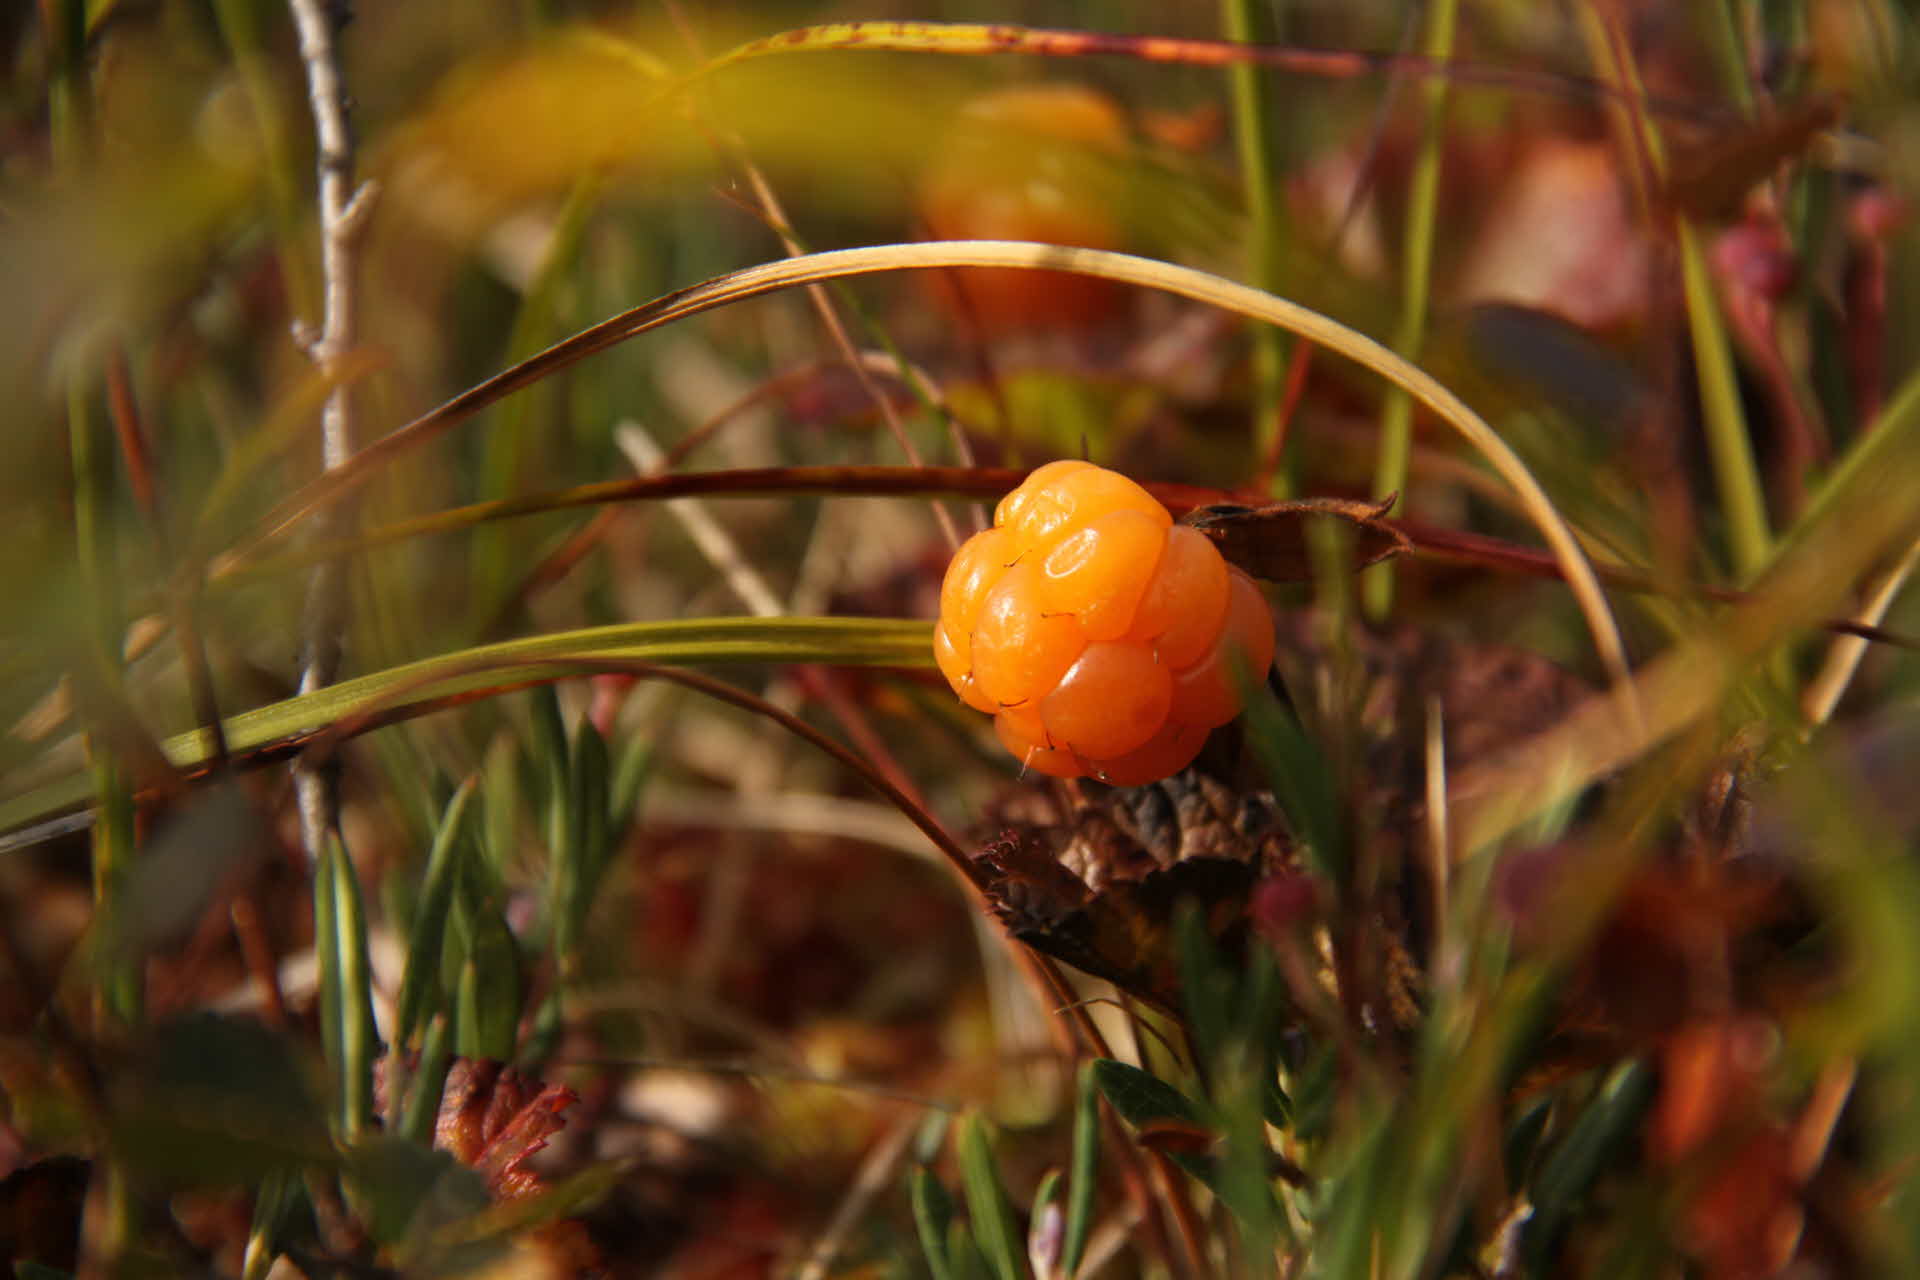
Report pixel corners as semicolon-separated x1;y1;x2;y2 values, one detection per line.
0;616;931;836
701;22;1735;126
1452;374;1920;849
243;241;1632;701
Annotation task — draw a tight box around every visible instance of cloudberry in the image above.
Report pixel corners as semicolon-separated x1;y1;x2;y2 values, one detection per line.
917;84;1132;331
936;462;1275;783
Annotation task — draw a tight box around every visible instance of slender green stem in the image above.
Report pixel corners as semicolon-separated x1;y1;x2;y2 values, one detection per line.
1219;0;1291;491
1679;219;1772;581
1705;0;1757;114
1363;0;1458;620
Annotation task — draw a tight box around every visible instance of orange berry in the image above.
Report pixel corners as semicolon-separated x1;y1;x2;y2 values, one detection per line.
1168;569;1275;729
1040;640;1172;760
940;526;1017;637
918;84;1131;332
994;708;1087;779
1002;465;1170;562
934;620;996;713
1088;719;1209;787
969;561;1087;709
935;461;1271;787
1035;508;1166;641
1126;524;1231;668
993;459;1092;530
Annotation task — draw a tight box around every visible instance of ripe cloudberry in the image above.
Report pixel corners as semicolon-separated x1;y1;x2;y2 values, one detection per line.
917;84;1132;331
937;463;1276;783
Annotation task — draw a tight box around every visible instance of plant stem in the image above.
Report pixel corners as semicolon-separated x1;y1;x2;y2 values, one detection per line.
1219;0;1291;492
1363;0;1458;620
1680;220;1773;580
286;0;367;862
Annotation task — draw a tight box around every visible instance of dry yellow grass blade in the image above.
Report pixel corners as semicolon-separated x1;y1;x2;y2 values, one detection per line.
253;240;1635;702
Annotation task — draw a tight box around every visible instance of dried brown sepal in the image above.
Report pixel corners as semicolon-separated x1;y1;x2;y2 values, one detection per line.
1181;496;1410;583
1663;97;1844;223
975;774;1295;1009
434;1058;579;1201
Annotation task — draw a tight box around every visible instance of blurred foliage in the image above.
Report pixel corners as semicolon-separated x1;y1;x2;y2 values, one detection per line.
2;0;1919;1276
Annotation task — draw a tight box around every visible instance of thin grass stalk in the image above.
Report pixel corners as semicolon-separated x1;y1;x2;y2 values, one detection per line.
44;0;140;1038
210;0;319;318
1219;0;1290;489
39;55;141;1269
1363;0;1457;620
1582;4;1771;581
703;21;1739;129
1679;220;1773;580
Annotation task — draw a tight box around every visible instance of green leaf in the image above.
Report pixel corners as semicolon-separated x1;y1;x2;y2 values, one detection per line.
1061;1063;1098;1280
326;832;376;1139
346;1135;491;1248
452;886;523;1062
1525;1061;1654;1271
553;715;611;970
393;778;478;1053
1089;1059;1202;1131
400;1014;454;1146
911;1167;956;1280
112;1014;333;1187
1174;901;1235;1073
1241;681;1345;879
958;1111;1026;1280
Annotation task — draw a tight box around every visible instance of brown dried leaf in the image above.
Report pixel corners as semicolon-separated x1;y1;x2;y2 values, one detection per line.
1182;496;1409;583
434;1058;579;1201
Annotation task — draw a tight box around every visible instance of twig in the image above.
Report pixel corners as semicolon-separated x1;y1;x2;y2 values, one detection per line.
286;0;371;861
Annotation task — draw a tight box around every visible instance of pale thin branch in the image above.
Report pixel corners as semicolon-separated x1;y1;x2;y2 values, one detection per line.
286;0;370;859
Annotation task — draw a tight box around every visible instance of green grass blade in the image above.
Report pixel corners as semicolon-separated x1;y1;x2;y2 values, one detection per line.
1364;0;1458;618
0;616;932;836
1524;1061;1654;1272
392;777;478;1054
958;1111;1026;1280
1219;0;1289;486
911;1166;957;1280
1679;219;1772;581
1061;1063;1098;1280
